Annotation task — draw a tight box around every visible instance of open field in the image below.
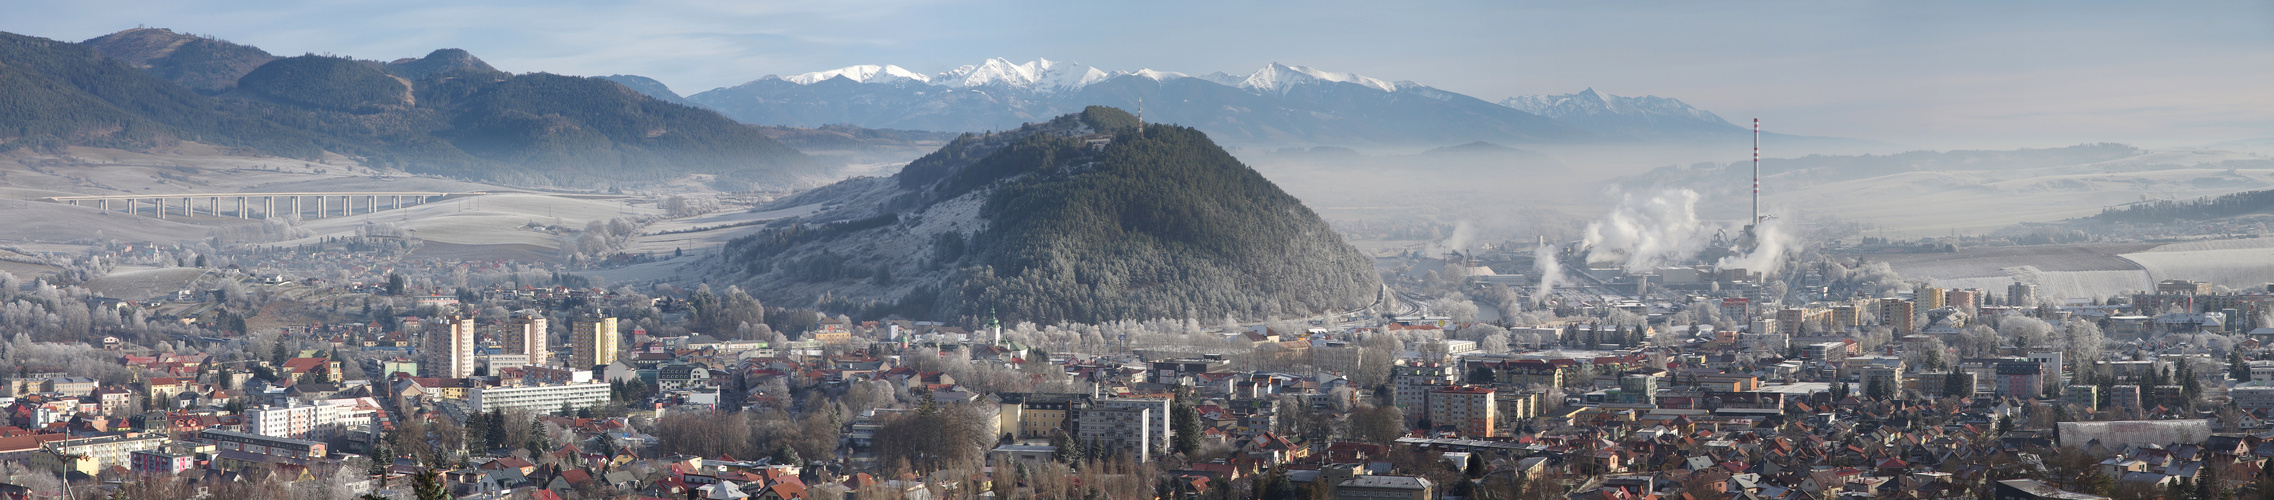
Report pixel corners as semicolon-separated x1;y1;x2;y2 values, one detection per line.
1864;243;2160;301
2120;237;2274;291
1868;244;2153;277
1868;237;2274;300
83;266;216;301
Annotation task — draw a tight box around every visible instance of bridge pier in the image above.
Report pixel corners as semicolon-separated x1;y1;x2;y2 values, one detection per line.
317;196;326;219
264;197;273;220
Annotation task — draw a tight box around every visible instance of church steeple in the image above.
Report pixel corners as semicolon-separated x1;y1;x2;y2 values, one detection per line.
989;308;1002;345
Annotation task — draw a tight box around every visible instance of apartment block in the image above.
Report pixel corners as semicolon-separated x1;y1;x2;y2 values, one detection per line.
468;381;613;414
1428;385;1496;437
573;317;620;370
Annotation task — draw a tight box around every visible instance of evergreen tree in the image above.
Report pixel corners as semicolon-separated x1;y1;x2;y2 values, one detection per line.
1259;467;1297;500
2231;351;2250;381
368;443;392;485
487;409;508;449
413;468;448;500
464;413;490;451
1171;403;1201;455
2181;361;2203;405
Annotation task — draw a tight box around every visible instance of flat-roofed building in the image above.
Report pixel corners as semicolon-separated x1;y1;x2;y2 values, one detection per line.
1336;475;1433;500
2063;385;2099;410
468;381;612;414
446;316;476;378
1878;299;1916;334
511;315;549;367
1393;364;1457;424
2231;386;2274;410
1429;386;1496;437
131;449;196;475
199;429;324;459
573;317;620;369
33;434;168;474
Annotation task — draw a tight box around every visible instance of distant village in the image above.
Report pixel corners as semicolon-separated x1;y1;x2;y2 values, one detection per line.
5;239;2274;500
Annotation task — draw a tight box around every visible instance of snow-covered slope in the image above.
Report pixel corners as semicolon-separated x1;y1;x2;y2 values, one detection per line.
1236;62;1400;93
777;64;932;85
1500;88;1745;140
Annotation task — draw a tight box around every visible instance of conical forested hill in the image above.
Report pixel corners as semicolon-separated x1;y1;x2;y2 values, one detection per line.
713;107;1381;324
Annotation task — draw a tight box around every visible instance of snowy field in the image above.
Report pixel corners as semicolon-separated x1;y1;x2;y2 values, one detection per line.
2120;237;2274;291
1875;244;2163;301
265;192;656;249
84;266;215;301
1886;237;2274;300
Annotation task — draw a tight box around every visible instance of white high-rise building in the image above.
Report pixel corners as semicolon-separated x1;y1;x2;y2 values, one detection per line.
512;315;549;367
448;317;476;378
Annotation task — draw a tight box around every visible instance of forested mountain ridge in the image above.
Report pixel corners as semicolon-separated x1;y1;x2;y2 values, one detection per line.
709;107;1381;325
0;29;825;189
83;27;276;94
2093;189;2274;223
0;32;339;157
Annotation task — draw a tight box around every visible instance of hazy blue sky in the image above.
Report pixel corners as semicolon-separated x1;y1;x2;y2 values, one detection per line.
8;0;2270;149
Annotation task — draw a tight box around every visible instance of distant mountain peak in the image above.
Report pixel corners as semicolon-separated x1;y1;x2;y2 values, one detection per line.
1238;62;1399;93
384;48;501;80
1502;89;1722;122
83;27;275;93
777;64;930;85
1496;89;1741;140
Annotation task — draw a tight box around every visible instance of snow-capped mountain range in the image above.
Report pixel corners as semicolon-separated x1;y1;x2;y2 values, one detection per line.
1501;88;1745;139
763;58;1409;95
646;58;1778;146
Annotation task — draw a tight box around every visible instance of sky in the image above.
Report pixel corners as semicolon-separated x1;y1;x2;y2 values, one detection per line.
6;0;2271;150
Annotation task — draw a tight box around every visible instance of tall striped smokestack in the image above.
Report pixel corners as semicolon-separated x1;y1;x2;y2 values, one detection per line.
1753;118;1760;226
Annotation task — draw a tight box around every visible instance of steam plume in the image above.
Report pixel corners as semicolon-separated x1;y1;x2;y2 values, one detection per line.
1581;189;1710;274
1531;243;1566;305
1716;215;1793;276
1429;220;1478;255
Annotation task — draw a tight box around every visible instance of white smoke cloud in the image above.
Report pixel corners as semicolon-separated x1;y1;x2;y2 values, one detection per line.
1531;243;1566;305
1716;215;1794;276
1581;189;1711;274
1428;220;1478;255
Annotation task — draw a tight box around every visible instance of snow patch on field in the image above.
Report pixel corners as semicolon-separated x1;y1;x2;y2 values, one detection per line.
85;266;215;301
1929;268;2153;302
